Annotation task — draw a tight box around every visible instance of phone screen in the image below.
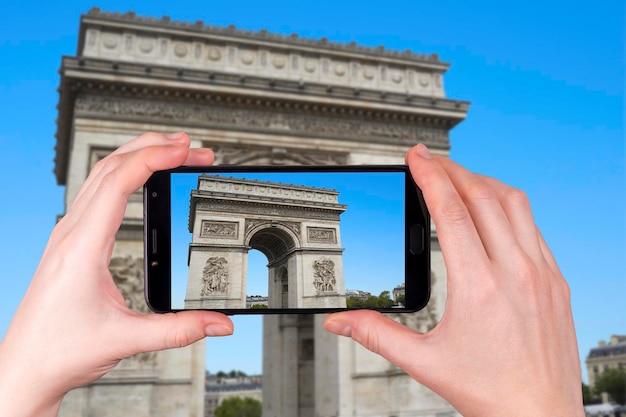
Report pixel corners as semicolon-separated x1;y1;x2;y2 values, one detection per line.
145;166;430;313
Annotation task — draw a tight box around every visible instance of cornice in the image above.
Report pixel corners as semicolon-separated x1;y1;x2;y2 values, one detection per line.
77;12;454;100
61;56;469;115
198;174;341;196
55;57;463;184
82;7;446;68
56;10;471;186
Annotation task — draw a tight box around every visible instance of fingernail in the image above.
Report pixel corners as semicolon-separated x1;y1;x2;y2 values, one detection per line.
205;323;233;337
415;143;432;159
165;132;185;140
324;318;352;337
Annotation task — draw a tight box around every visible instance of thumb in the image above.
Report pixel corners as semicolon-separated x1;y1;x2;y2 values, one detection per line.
324;310;433;374
123;311;234;354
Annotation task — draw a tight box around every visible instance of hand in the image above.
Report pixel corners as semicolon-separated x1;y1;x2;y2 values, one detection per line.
324;144;584;417
0;132;234;417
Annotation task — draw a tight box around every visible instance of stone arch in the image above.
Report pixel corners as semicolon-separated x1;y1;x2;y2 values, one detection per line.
246;224;299;308
245;221;301;261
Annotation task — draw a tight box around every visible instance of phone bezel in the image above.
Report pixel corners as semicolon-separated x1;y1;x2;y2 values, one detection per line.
144;165;430;314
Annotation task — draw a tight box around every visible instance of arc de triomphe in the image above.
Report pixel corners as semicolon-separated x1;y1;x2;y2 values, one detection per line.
55;8;469;417
184;174;347;310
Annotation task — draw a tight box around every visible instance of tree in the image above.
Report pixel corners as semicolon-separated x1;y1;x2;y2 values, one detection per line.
594;368;626;405
228;369;247;378
346;296;365;308
346;292;394;309
378;290;394;308
214;397;262;417
582;383;596;405
363;291;394;308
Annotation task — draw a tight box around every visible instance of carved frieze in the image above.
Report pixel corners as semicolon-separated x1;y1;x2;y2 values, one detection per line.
211;145;348;166
196;200;341;221
74;95;449;146
200;220;238;239
307;227;337;243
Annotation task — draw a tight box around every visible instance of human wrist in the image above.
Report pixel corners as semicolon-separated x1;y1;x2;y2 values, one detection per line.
0;343;64;417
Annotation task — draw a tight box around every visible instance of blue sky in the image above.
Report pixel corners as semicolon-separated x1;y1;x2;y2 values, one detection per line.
0;0;624;380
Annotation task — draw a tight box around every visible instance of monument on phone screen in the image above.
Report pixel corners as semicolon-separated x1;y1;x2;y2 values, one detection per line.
184;174;347;310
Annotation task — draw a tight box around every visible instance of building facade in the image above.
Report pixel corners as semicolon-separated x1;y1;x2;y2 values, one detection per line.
205;372;262;417
586;335;626;389
55;8;469;417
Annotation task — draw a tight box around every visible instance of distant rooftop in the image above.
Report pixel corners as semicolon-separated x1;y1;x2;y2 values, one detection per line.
587;335;626;359
588;343;626;358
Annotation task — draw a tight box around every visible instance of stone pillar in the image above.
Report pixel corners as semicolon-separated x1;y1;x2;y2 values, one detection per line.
314;314;342;417
263;315;301;417
185;247;248;309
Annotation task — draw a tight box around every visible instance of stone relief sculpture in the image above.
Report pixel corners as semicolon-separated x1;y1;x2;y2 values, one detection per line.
201;221;238;238
201;256;230;296
312;257;336;293
109;255;156;366
307;227;336;243
110;255;149;314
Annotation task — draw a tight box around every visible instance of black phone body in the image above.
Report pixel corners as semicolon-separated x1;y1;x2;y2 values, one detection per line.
144;165;430;314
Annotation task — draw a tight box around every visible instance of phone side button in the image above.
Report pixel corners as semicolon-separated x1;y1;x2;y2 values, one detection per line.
409;224;424;255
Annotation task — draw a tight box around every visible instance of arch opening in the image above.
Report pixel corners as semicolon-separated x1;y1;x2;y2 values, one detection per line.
247;226;297;308
248;227;296;264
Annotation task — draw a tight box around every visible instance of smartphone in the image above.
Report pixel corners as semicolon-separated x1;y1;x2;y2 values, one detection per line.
144;165;430;314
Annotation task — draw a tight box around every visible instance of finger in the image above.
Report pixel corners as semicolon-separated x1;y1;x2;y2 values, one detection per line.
405;145;489;277
435;158;521;261
72;135;212;220
118;311;234;356
69;143;194;255
65;132;190;228
183;148;215;166
111;132;189;157
324;310;435;381
73;146;213;220
478;175;545;264
536;227;564;278
73;132;190;206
